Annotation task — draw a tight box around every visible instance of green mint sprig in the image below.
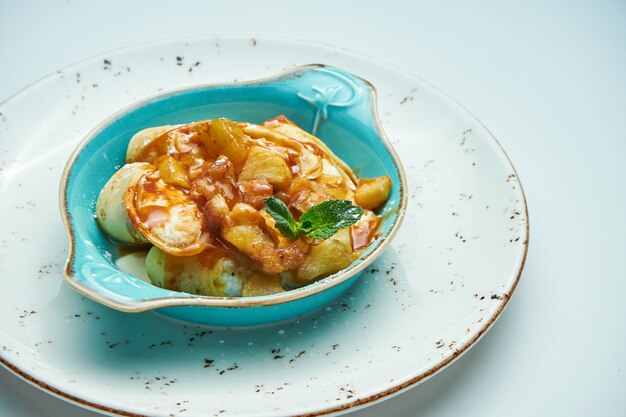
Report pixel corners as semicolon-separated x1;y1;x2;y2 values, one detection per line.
264;196;363;239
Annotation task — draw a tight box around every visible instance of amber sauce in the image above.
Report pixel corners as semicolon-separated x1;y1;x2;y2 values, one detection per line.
351;216;382;250
134;129;174;163
134;175;172;227
198;245;229;270
135;122;206;163
133;117;386;295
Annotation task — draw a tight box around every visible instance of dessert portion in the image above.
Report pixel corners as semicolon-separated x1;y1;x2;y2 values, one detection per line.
96;116;391;297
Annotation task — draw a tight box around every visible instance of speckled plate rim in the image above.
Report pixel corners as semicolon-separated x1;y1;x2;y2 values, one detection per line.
58;63;408;311
0;35;529;417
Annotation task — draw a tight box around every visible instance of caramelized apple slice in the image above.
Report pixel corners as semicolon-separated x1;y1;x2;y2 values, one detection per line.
154;155;191;189
264;115;358;187
296;239;353;282
201;118;250;171
238;146;293;190
222;224;282;274
355;176;392;210
125;170;207;256
239;123;323;179
221;203;280;273
282;229;355;286
221;203;309;274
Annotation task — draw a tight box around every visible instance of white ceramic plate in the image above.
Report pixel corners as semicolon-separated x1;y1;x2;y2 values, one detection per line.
0;36;528;417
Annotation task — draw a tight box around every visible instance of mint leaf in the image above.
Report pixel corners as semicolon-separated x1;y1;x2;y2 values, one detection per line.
298;200;363;239
264;196;298;238
264;198;364;240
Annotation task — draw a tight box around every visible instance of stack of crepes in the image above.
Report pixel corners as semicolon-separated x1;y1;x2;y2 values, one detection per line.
96;116;391;297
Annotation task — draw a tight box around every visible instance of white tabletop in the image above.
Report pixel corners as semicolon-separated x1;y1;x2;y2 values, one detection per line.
1;1;625;416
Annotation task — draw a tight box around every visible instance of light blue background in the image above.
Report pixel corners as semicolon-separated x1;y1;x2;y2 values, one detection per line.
1;1;625;416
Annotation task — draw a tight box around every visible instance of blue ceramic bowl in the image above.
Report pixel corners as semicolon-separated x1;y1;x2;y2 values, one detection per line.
60;64;407;326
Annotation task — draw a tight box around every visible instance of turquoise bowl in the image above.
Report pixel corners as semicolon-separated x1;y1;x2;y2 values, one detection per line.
60;64;407;327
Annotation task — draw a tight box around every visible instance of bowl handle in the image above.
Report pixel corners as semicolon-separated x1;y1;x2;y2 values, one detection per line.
283;65;375;135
